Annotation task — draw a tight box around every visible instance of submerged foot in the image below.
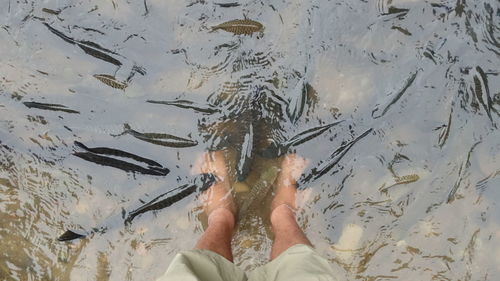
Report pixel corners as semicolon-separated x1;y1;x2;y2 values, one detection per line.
271;154;307;216
194;151;237;226
270;154;312;258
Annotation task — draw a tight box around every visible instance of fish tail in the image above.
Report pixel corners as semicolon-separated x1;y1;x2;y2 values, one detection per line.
207;25;219;33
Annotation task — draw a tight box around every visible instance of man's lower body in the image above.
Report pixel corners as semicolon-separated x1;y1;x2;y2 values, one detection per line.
157;151;339;281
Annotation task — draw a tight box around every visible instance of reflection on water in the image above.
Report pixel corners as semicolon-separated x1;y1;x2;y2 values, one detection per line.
1;0;499;280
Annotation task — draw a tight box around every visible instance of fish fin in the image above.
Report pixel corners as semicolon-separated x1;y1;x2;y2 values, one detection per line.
287;120;344;147
110;124;130;137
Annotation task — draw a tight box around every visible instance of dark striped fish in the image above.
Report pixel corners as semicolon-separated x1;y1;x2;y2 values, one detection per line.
147;99;219;114
214;2;240;8
285;121;344;147
447;142;481;203
23;101;80;114
298;128;373;187
473;66;495;125
116;124;198;148
93;74;128;90
260;121;344;158
372;71;418;119
74;152;169;176
73;141;169;176
58;174;216;241
42;8;61;15
286;78;308;123
437;107;453;148
43;23;123;66
125;173;215;224
211;19;264;35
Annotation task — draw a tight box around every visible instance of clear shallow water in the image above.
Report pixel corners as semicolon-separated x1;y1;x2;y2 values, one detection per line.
1;0;499;280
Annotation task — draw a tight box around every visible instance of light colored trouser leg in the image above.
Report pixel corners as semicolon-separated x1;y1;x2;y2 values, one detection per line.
249;244;340;281
158;249;246;281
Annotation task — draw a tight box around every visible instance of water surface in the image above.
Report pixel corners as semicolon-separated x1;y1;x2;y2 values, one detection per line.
1;0;499;280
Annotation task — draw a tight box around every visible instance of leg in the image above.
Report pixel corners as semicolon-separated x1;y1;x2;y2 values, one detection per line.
270;154;312;260
195;208;235;261
193;151;237;261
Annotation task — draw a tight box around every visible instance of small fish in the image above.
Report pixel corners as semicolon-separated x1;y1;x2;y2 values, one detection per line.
238;165;279;220
214;2;241;8
211;19;264;35
116;124;198;148
74;152;169;176
236;123;254;181
58;174;216;241
74;141;163;167
447;142;480;203
73;141;169;175
77;44;122;66
476;170;500;195
381;6;410;16
372;71;418;119
143;0;149;16
286;121;344;148
379;174;420;193
93;74;128;90
43;23;123;66
299;128;373;186
125;174;216;224
147;99;219;114
260;121;344;158
286;78;308;123
437;107;453;148
472;66;495;125
395;174;419;184
391;26;412;36
58;230;86;241
42;8;61;15
23;101;80;114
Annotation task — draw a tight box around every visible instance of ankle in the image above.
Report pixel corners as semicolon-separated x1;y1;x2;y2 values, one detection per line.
270;204;296;228
208;208;235;230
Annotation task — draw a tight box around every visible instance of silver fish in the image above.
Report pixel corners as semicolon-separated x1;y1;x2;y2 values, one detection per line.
372;71;418;119
147;99;219;114
23;101;80;114
472;66;495;125
58;174;216;241
236;123;254;181
116;124;198;148
286;78;307;123
299;128;373;186
260;121;344;158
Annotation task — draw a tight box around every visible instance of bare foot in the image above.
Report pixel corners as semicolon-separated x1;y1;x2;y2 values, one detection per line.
271;154;308;212
194;151;237;226
269;154;312;258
